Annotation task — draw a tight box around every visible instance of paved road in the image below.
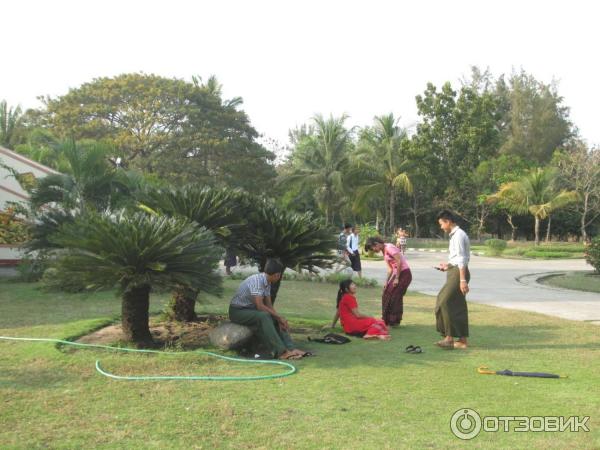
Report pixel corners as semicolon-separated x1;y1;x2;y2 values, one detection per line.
359;252;600;324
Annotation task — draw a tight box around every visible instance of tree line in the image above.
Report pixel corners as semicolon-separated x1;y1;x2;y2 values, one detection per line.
278;68;599;242
2;67;599;242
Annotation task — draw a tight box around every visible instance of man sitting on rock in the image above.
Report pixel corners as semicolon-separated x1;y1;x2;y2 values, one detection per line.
228;258;309;360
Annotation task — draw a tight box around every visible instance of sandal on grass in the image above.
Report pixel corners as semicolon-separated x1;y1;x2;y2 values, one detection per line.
405;345;422;354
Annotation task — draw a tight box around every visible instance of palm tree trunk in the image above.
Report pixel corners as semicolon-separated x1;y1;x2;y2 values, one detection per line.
506;214;517;242
167;287;198;322
121;285;153;346
534;216;540;246
270;267;285;305
545;216;552;243
581;193;589;242
389;190;395;236
412;194;420;238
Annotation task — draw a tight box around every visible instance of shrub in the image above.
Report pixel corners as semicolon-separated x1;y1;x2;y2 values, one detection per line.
585;237;600;273
40;267;95;292
229;271;378;287
523;251;571;259
529;245;586;254
485;239;507;256
14;254;49;282
0;208;30;245
323;272;378;287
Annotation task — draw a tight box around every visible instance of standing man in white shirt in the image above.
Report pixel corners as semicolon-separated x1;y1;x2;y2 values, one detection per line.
434;210;471;349
346;226;362;278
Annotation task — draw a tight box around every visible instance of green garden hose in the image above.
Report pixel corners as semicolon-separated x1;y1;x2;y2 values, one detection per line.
0;336;297;381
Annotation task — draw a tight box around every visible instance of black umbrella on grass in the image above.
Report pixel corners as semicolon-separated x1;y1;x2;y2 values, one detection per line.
478;366;568;379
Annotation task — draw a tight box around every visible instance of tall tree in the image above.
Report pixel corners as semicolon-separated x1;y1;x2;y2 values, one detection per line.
414;81;501;230
44;74;189;168
0;100;23;148
157;76;276;193
555;143;600;241
42;73;276;192
283;114;353;225
498;70;573;164
352;114;413;235
491;167;578;245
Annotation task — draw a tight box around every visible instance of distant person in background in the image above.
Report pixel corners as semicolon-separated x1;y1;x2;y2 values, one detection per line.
337;223;353;261
224;247;237;276
346;226;362;278
434;210;471;350
365;236;412;327
395;227;408;254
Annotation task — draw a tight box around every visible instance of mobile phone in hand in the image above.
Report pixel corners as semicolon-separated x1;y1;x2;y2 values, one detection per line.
433;266;442;271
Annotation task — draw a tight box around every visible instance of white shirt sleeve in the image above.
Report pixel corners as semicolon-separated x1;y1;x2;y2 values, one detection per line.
450;230;470;268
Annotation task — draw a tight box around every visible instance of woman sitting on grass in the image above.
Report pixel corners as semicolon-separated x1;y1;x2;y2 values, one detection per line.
329;279;390;340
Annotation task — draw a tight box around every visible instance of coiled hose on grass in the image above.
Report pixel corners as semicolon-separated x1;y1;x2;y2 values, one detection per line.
0;336;297;381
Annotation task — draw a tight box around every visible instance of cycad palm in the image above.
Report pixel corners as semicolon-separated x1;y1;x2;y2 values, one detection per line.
241;200;336;303
353;114;413;234
138;186;245;321
50;212;222;345
492;167;578;245
283;114;352;225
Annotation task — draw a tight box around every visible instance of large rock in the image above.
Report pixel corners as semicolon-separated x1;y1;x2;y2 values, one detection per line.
209;322;253;350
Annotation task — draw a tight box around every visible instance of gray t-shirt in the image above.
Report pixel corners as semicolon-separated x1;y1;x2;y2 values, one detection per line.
230;273;271;309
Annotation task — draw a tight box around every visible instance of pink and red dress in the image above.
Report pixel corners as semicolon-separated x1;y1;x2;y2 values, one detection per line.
382;243;412;326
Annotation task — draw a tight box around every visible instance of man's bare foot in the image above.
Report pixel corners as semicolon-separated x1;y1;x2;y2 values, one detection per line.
454;342;468;349
435;340;454;349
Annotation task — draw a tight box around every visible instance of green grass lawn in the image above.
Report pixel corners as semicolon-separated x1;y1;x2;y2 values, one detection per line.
538;271;600;294
1;279;599;449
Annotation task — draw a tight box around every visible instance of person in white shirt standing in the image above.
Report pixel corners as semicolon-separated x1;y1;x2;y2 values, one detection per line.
346;226;362;278
434;210;471;349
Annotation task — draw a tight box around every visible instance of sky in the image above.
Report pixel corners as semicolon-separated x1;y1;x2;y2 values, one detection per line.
3;0;599;153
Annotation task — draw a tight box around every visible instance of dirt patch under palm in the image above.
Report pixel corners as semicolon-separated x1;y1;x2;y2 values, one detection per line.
76;314;227;349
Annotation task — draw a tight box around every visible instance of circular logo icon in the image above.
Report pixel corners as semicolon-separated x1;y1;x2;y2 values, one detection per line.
450;408;482;440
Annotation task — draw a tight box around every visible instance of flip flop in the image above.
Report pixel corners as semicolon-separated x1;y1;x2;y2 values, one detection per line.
300;351;315;357
405;345;423;354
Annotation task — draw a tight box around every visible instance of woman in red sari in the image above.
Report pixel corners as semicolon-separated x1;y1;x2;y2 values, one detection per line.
329;279;390;340
365;236;412;327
